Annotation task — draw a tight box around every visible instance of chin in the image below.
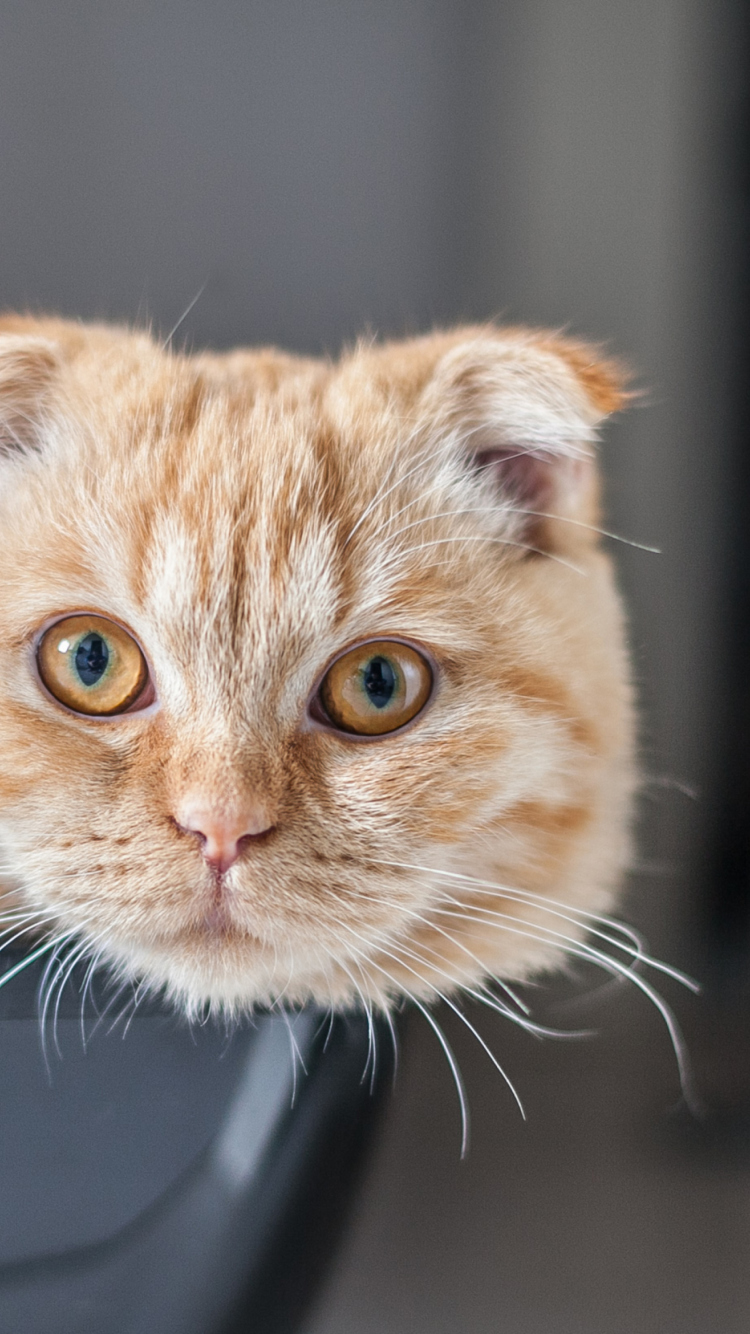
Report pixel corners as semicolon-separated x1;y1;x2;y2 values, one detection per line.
100;927;320;1019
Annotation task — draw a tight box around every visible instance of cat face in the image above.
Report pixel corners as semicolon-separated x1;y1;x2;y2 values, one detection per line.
0;317;634;1015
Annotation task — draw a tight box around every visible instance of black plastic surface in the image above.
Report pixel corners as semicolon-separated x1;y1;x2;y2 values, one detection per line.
0;951;391;1334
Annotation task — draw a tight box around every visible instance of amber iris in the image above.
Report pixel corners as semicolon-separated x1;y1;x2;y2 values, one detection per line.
37;615;149;716
318;640;432;736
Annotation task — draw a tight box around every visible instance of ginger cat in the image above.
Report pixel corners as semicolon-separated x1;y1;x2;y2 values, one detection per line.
0;317;642;1040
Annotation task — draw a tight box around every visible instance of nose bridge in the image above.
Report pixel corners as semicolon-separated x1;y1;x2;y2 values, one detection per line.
168;729;279;873
165;706;278;808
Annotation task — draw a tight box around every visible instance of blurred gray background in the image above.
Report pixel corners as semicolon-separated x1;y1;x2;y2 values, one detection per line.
2;2;749;1330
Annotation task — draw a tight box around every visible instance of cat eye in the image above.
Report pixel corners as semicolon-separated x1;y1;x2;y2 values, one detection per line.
316;639;433;737
36;614;150;716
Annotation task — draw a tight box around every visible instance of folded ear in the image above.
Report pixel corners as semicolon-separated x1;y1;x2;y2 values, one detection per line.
0;335;62;457
420;331;628;550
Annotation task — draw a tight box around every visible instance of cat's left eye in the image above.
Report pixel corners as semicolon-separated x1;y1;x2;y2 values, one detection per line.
315;639;433;737
36;614;151;716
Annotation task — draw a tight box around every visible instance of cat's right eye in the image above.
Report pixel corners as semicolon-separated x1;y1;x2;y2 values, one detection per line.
36;614;151;716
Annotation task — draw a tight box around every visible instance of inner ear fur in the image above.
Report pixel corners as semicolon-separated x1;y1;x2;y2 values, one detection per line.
420;330;629;551
0;334;62;457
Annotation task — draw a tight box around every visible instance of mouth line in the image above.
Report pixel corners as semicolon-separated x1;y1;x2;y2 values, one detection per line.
199;899;238;935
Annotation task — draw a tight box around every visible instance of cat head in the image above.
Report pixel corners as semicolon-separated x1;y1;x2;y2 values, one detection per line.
0;316;634;1015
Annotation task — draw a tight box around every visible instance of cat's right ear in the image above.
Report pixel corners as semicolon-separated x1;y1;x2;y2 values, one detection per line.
0;335;62;457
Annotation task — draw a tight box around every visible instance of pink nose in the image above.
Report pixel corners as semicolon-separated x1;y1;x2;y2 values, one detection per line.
175;799;275;873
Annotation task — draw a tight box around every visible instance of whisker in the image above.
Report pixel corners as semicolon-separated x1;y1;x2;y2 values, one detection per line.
317;1006;337;1054
333;915;471;1157
367;500;660;560
467;982;594;1041
87;976;133;1042
0;934;69;993
370;858;695;990
432;903;698;1110
414;998;470;1158
433;889;650;984
382;1001;400;1085
376;534;584;577
342;425;458;549
106;989;139;1037
121;979;147;1038
339;885;543;1032
281;1010;305;1107
328;952;379;1085
0;915;57;956
80;949;105;1049
345;883;595;1043
38;936;80;1071
51;939;92;1057
345;872;650;1001
378;505;522;544
326;855;697;1105
339;920;526;1121
161;281;207;350
507;506;660;553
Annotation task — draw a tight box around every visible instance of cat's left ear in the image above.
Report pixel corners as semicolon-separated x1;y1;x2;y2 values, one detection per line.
0;335;62;457
422;332;629;549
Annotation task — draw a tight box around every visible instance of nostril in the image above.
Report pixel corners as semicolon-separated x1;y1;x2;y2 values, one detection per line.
172;800;276;874
237;826;276;847
199;833;242;875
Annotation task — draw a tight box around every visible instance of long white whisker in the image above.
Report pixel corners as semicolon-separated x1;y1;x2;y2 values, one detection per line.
80;949;105;1049
432;889;652;985
87;976;132;1042
340;884;533;1018
382;1002;400;1084
51;939;91;1057
359;443;560;547
370;858;695;990
339;921;526;1120
281;1010;306;1106
0;916;58;957
107;988;138;1037
334;914;471;1156
121;979;147;1038
371;502;660;558
161;281;207;350
352;874;652;1003
0;935;67;992
38;936;79;1071
327;951;379;1084
470;979;595;1040
508;506;661;553
414;998;470;1158
377;534;584;576
379;505;522;544
336;883;595;1041
344;888;589;1044
432;904;698;1109
432;989;525;1119
343;426;457;548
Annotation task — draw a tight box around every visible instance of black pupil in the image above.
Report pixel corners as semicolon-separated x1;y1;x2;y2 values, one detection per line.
363;656;396;709
74;634;109;686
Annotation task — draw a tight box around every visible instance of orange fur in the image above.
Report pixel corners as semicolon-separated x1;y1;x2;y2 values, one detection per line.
0;317;635;1016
